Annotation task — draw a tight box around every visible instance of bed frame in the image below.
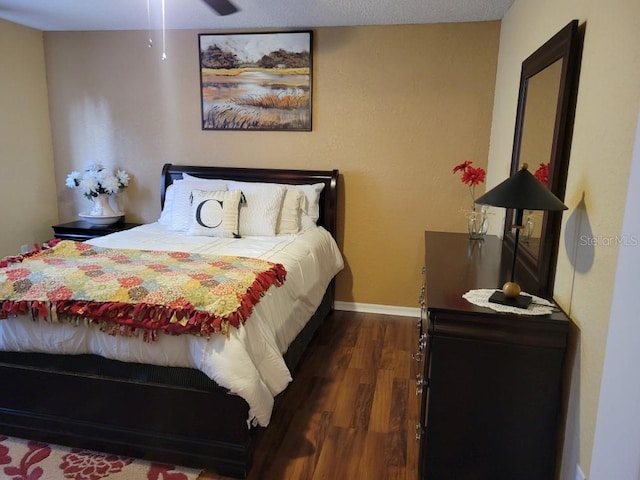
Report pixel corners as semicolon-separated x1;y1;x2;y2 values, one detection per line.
0;164;339;478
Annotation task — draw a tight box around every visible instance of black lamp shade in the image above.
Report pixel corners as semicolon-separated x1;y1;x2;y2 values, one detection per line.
475;166;567;211
474;164;567;308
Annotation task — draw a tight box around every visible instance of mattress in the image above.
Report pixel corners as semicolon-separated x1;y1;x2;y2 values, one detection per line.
0;223;344;426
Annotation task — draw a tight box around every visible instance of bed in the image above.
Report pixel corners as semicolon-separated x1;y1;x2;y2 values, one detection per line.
0;163;342;478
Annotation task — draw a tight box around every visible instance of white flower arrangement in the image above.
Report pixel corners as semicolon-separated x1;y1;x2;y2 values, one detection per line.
66;163;131;199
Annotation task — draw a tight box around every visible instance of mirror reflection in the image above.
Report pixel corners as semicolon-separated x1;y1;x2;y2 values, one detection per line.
517;58;563;261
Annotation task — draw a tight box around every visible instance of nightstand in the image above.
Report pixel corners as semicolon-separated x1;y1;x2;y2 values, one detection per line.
52;220;142;241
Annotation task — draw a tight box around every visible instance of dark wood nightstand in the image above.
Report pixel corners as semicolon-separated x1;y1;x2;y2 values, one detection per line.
52;220;142;241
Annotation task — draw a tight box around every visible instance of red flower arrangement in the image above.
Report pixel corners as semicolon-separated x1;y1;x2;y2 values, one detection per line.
534;162;550;186
453;160;487;210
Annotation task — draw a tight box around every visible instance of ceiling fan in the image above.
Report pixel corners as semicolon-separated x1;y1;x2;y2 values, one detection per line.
202;0;239;15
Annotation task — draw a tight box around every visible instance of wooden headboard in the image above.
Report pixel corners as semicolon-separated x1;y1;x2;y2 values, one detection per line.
160;164;339;238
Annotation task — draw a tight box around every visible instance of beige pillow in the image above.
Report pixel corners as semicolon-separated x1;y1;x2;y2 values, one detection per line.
277;188;305;234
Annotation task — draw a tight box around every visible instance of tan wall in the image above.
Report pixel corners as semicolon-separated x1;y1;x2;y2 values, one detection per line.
44;23;500;307
486;0;640;475
0;19;57;258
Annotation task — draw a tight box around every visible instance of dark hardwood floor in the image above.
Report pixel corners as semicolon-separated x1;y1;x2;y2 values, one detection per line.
199;310;419;480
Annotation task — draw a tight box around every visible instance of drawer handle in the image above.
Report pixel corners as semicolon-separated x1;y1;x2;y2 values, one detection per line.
412;334;427;362
416;374;429;395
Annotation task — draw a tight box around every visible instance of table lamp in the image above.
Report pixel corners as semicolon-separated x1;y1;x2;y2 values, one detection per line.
474;163;568;308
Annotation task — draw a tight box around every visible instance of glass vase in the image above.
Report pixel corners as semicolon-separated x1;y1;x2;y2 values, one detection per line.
468;205;489;240
522;210;534;243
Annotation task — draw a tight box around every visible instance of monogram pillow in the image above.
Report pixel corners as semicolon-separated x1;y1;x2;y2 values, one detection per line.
169;179;228;232
187;189;242;238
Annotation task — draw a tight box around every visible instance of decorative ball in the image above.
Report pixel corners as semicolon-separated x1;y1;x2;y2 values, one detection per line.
502;281;522;298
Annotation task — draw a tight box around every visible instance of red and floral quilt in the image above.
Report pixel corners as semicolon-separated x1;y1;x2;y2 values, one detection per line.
0;240;286;341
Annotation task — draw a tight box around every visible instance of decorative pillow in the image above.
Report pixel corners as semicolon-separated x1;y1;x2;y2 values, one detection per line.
288;183;325;230
227;181;286;236
158;184;175;226
277;188;305;234
187;189;242;238
169;179;228;231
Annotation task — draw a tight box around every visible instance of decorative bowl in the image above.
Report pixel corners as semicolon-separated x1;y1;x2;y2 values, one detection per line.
78;212;124;226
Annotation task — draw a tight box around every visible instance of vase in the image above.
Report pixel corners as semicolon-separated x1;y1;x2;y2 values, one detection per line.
89;193;118;217
468;205;488;240
522;210;534;243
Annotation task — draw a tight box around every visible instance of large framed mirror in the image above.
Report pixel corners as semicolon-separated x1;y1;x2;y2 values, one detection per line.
503;20;582;297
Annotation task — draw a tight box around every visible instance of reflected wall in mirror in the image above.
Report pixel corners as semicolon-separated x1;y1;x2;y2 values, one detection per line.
503;20;582;297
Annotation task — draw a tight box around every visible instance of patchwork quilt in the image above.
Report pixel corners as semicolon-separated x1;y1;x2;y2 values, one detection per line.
0;240;286;341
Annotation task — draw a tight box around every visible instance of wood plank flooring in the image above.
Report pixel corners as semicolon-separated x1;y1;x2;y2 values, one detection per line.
198;310;420;480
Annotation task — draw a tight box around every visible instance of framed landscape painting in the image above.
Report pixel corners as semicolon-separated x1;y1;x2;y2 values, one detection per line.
199;31;312;131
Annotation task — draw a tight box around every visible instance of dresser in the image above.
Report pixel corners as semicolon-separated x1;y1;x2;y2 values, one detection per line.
416;231;570;480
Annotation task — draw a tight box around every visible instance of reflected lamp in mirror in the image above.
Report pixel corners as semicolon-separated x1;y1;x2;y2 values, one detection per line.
475;163;568;308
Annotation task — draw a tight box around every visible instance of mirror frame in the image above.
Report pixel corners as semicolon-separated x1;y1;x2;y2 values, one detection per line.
503;20;582;297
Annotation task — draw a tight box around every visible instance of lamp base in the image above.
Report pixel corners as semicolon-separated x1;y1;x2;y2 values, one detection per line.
488;290;533;309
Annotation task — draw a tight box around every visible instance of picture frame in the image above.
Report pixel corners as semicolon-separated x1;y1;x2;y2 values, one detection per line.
198;31;313;131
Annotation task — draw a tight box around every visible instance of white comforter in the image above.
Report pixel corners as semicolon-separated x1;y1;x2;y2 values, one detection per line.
0;223;344;426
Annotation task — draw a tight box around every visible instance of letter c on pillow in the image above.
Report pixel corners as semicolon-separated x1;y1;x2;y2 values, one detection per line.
195;199;223;228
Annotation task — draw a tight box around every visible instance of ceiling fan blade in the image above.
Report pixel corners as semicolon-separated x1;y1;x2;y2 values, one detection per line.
202;0;239;15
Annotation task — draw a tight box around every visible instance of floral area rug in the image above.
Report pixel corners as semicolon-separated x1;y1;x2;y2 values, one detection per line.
0;435;202;480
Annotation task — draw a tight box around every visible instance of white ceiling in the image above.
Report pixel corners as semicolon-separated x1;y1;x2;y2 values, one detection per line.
0;0;513;32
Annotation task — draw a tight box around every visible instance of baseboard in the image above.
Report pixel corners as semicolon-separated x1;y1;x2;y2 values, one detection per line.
334;301;420;318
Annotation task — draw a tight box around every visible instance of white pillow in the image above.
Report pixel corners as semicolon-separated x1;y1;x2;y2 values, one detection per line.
277;188;305;234
169;179;227;231
227;181;286;236
182;173;223;183
187;189;242;238
158;184;175;226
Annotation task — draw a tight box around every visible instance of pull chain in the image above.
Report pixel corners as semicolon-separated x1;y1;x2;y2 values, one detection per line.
146;0;167;60
146;0;153;48
161;0;167;60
